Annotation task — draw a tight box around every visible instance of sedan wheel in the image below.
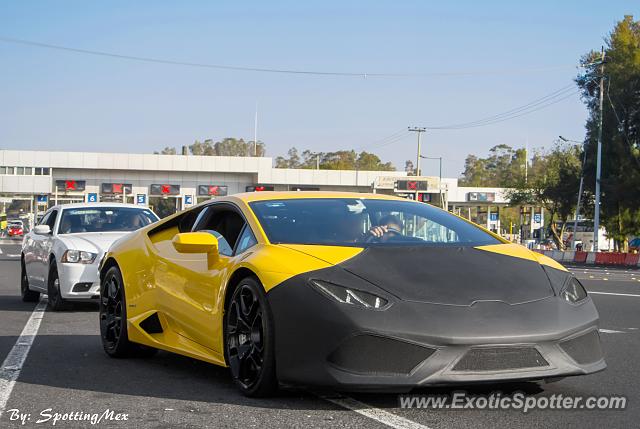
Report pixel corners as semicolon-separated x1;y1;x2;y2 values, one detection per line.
20;259;40;302
225;277;277;397
47;263;68;311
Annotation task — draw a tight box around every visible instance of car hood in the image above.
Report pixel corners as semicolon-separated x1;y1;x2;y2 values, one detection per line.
57;232;132;254
284;243;559;306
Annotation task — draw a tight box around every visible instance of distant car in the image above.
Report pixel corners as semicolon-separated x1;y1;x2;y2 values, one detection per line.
7;221;24;238
21;203;159;310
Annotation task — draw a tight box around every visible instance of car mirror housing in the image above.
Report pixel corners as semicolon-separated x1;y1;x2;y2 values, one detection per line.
33;225;51;235
172;232;219;255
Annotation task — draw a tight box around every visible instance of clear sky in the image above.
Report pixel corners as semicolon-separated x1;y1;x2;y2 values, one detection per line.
0;1;637;177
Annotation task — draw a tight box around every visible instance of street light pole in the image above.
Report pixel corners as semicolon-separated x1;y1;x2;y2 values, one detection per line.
560;135;586;250
408;127;426;176
593;47;605;252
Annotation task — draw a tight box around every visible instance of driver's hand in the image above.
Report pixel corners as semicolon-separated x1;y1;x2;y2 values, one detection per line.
369;225;388;238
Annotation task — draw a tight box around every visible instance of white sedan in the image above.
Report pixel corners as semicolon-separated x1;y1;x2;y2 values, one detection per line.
21;203;159;310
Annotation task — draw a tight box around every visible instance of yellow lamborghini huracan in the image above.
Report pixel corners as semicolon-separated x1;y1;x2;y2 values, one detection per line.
99;192;604;396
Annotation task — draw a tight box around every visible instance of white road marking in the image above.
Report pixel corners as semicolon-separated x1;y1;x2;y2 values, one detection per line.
589;291;640;298
0;298;47;418
319;393;429;429
599;329;626;334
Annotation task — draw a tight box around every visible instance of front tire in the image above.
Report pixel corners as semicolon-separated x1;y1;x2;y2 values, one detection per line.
20;258;40;302
100;265;156;358
47;262;68;311
224;276;278;397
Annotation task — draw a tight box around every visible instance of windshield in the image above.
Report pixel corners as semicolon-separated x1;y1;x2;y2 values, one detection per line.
249;198;501;247
58;207;158;234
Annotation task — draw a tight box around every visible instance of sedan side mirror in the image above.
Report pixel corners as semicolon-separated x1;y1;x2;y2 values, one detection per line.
33;225;51;235
172;232;219;255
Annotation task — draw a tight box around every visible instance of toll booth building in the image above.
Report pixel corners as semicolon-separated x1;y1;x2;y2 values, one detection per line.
0;150;407;219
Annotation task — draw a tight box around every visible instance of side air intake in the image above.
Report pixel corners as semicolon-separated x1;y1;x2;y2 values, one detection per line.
139;312;164;334
328;334;435;375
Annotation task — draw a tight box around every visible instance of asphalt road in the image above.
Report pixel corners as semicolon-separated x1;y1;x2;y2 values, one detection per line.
0;239;638;428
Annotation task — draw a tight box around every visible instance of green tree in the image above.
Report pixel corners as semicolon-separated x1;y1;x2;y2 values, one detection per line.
507;143;583;250
576;15;640;250
155;146;177;155
275;148;395;171
459;145;527;187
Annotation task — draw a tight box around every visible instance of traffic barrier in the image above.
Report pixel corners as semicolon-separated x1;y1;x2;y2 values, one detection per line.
562;251;576;262
551;250;564;261
624;253;639;266
574;251;588;263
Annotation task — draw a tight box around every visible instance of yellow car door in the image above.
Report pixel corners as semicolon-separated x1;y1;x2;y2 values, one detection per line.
152;204;250;353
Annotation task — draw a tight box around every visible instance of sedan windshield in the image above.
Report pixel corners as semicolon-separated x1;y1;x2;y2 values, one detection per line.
249;198;501;247
58;207;158;234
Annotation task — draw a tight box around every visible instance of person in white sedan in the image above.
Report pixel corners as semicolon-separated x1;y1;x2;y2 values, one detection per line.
21;203;159;310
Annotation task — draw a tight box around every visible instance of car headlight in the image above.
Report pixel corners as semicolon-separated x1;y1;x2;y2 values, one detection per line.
61;249;97;264
560;277;588;303
309;279;389;310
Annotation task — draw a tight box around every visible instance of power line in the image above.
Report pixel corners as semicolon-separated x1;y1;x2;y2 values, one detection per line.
0;36;596;78
354;129;409;151
426;85;583;130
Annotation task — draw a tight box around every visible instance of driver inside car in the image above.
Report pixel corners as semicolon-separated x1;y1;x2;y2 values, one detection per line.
368;214;403;242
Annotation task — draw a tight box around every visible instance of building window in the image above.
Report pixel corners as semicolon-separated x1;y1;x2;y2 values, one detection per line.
16;167;25;175
43;168;50;175
24;167;32;175
34;168;42;175
0;167;5;175
6;167;14;175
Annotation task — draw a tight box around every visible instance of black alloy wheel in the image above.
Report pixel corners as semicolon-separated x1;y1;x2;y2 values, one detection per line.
99;266;156;358
225;277;277;396
100;270;124;353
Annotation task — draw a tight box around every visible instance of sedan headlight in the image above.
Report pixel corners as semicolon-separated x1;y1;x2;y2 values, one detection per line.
309;279;389;310
61;249;98;264
560;277;588;304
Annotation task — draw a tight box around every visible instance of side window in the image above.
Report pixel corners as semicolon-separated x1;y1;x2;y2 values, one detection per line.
235;225;257;255
46;210;58;232
39;212;51;226
193;205;246;257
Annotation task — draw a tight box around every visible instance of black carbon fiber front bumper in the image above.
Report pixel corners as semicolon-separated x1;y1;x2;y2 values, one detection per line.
267;265;606;391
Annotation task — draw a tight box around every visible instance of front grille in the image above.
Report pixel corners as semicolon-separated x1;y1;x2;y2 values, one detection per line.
560;330;603;365
328;334;435;375
452;347;548;372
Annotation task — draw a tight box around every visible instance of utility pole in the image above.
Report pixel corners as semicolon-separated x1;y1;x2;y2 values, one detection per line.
524;139;528;183
253;102;258;156
408;127;426;176
560;135;586;250
594;47;605;252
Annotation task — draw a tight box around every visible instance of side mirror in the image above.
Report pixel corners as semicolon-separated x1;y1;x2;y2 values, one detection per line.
172;232;219;255
33;225;51;235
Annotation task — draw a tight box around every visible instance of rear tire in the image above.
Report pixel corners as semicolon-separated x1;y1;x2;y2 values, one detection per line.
224;276;278;397
47;262;69;311
20;258;40;302
100;265;157;358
